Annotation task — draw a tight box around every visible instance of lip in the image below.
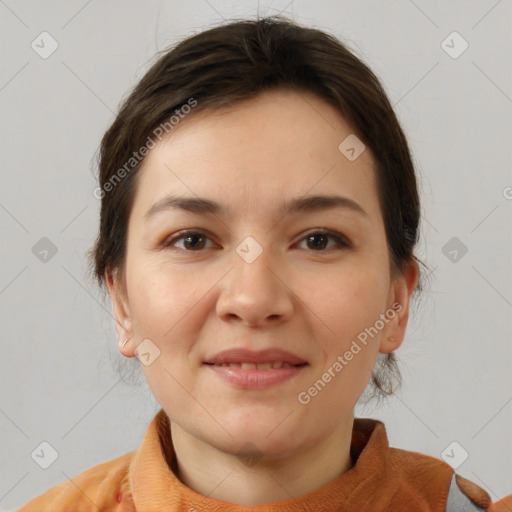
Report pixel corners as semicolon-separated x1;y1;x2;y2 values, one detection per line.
204;348;307;366
203;348;308;390
205;364;306;389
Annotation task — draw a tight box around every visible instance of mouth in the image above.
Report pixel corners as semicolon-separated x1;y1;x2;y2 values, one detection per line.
202;348;308;389
206;361;307;370
203;347;307;366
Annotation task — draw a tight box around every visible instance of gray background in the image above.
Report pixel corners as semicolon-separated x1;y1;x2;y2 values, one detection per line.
1;0;511;508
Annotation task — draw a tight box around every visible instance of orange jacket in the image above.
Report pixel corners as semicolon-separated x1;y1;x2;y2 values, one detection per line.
16;409;511;511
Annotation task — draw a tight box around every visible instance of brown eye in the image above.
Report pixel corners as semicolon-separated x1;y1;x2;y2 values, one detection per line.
297;230;350;251
163;231;214;251
182;233;206;250
306;233;329;250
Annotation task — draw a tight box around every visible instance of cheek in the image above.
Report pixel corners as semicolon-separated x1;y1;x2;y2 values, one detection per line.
128;263;208;410
296;270;384;411
297;262;390;345
126;260;204;340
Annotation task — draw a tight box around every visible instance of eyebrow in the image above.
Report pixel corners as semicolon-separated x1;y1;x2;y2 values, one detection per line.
143;193;369;221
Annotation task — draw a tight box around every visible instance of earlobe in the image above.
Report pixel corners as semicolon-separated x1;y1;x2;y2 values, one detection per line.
119;334;133;352
379;261;420;354
105;268;134;356
379;335;401;354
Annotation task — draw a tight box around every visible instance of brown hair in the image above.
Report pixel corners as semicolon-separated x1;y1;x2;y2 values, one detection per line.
88;15;425;405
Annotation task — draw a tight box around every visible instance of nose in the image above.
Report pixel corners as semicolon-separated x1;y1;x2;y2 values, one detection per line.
215;245;295;328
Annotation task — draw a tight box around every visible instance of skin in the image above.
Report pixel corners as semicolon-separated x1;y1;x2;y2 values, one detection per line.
106;89;419;506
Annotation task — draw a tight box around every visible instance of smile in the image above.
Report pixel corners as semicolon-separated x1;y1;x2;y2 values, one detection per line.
210;361;304;370
203;361;308;389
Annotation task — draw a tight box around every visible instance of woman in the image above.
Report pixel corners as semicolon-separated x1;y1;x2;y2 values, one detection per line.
17;15;511;512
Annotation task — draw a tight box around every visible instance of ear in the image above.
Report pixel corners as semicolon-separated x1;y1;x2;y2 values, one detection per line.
379;260;419;354
105;267;135;357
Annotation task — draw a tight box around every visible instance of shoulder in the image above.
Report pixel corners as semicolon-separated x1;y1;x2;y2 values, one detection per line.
446;473;493;511
446;475;512;512
15;451;135;512
387;444;493;511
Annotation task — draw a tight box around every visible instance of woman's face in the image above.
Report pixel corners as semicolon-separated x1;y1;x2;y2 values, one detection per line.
108;89;417;459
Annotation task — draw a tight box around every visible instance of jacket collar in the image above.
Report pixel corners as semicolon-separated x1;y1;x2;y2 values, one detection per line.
127;408;391;511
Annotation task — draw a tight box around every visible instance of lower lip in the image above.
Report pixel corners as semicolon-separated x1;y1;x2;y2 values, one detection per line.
204;364;307;389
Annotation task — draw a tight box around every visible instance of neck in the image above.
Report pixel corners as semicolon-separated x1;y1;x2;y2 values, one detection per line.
169;417;355;507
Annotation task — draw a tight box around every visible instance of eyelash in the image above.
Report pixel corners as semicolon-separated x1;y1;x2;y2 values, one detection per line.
161;229;351;252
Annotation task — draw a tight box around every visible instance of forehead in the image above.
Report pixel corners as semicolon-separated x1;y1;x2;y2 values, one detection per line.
131;89;380;221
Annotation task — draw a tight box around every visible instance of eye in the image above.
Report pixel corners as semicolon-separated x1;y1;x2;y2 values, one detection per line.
162;229;351;252
162;230;216;251
296;230;350;251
